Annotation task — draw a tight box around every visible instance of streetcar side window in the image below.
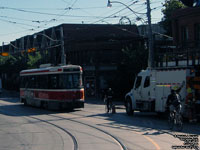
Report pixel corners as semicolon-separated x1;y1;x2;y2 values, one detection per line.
48;74;59;89
25;76;30;88
30;76;35;88
40;75;48;89
35;75;39;88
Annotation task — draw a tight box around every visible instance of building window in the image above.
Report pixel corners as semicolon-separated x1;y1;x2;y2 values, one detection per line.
181;26;189;42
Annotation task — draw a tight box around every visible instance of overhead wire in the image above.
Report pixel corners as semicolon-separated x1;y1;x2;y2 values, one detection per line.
0;7;117;19
0;0;165;43
90;0;146;24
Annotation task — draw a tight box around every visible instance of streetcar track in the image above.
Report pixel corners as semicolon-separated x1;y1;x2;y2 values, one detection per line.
0;101;127;150
28;113;127;150
48;114;127;150
0;102;78;150
29;116;78;150
0;100;163;150
49;111;163;150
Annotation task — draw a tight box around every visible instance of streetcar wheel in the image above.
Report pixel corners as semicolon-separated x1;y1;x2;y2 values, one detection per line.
126;99;133;116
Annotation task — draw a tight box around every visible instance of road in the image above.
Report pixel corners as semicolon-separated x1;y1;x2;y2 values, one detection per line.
0;96;199;150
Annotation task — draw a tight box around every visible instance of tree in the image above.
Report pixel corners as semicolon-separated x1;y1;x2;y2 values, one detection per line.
108;42;148;99
0;51;42;90
27;52;42;69
160;0;185;36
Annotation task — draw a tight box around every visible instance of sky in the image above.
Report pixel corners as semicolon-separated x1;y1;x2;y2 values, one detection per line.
0;0;165;46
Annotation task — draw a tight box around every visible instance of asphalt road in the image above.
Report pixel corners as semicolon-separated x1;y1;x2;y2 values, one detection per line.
0;96;199;150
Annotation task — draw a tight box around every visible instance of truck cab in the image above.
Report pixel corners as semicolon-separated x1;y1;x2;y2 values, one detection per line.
125;69;155;115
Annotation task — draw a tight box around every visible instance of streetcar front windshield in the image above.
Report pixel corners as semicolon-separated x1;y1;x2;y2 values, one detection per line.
60;73;83;89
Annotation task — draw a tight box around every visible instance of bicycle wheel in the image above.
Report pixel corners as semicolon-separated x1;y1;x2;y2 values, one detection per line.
168;113;174;130
176;115;183;131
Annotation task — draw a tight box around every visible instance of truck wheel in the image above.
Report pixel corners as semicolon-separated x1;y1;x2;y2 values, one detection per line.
126;99;134;116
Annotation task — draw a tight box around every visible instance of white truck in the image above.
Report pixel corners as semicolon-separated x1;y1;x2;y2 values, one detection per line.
125;67;200;118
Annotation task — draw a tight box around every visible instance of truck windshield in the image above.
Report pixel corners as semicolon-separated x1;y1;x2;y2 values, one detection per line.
135;76;142;89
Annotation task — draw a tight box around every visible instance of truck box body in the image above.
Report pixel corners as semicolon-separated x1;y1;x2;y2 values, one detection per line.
153;69;187;112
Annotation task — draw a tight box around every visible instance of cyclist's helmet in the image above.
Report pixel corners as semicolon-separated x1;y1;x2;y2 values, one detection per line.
171;85;179;93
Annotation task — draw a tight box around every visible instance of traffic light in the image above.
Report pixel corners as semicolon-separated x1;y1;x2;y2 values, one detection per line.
27;48;36;53
0;52;9;56
179;0;200;7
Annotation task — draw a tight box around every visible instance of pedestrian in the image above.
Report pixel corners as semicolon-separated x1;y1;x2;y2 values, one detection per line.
105;88;113;113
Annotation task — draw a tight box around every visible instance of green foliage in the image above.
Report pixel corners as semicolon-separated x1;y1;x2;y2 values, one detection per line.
108;43;148;99
0;51;42;90
122;43;148;71
27;52;42;69
160;0;185;36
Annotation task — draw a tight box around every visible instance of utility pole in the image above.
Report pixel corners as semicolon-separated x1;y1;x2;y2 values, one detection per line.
60;26;66;65
146;0;154;68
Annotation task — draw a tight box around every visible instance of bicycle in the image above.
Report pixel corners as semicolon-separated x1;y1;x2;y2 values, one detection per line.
168;108;183;131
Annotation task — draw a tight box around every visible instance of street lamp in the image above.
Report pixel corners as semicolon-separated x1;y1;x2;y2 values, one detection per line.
107;0;154;68
33;33;59;42
107;0;144;22
34;26;66;65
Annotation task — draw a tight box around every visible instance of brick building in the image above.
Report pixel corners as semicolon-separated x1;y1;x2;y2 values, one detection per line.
157;7;200;67
172;7;200;47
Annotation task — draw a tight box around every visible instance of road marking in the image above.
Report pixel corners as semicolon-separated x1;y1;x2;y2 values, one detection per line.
142;135;161;150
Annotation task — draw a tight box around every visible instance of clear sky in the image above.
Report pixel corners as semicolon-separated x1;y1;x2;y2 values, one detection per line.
0;0;165;46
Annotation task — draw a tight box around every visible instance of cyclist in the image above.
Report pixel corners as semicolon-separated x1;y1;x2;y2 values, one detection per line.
166;81;185;115
105;88;113;113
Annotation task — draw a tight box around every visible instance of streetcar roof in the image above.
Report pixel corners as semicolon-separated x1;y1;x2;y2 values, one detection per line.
20;65;82;75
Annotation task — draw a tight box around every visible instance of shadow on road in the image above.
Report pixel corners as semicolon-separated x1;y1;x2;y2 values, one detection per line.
85;111;200;136
0;95;199;137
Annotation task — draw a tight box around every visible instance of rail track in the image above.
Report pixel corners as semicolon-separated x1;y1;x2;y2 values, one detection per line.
0;101;78;150
0;101;127;150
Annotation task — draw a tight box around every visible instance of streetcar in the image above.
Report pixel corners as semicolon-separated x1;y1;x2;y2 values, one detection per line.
20;64;84;110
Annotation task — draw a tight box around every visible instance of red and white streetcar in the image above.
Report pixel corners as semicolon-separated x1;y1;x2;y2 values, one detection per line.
20;64;84;110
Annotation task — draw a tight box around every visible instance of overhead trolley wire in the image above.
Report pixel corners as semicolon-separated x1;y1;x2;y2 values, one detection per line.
0;7;116;19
